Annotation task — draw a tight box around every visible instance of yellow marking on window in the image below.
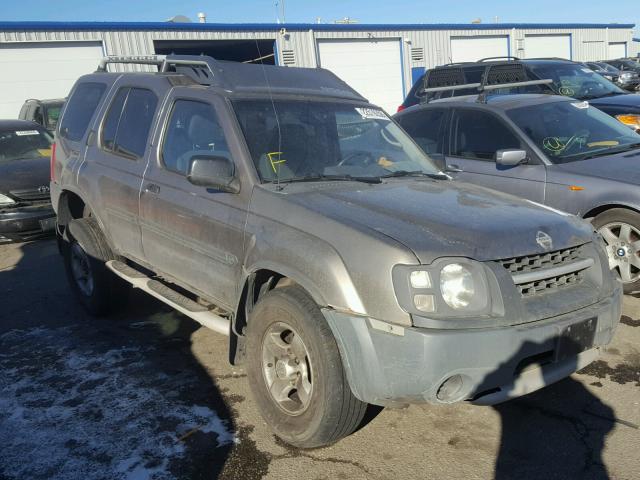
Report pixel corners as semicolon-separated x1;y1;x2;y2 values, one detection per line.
587;141;619;148
267;151;286;173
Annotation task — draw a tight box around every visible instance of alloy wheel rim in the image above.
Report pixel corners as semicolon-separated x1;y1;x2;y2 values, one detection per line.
261;322;313;415
70;243;94;296
598;221;640;284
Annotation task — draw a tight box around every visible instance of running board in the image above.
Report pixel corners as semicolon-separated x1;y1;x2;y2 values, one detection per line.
106;260;230;336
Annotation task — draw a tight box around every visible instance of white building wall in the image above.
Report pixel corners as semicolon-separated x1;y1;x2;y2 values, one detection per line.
0;24;635;106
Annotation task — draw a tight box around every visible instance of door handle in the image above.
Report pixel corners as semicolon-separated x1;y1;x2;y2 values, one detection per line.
445;164;463;173
144;183;161;194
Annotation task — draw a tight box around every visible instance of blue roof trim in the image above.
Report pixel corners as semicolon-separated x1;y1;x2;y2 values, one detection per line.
0;21;635;32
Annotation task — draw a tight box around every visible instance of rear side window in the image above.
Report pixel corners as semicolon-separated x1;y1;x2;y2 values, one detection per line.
59;82;107;142
396;109;446;154
451;109;521;161
100;88;158;160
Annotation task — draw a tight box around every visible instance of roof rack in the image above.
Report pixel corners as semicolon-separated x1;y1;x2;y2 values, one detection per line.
419;61;553;103
478;56;521;62
97;55;219;86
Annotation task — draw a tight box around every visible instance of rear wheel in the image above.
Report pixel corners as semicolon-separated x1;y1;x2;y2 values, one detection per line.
62;217;130;316
593;208;640;293
246;285;367;448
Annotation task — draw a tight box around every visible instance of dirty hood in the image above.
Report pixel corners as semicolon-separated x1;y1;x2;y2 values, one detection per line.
0;157;51;193
279;179;593;263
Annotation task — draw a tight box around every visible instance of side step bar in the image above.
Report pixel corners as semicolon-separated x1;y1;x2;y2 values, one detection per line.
106;260;230;336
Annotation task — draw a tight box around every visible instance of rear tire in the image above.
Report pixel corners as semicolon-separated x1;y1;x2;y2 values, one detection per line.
62;217;129;316
246;285;367;448
592;208;640;294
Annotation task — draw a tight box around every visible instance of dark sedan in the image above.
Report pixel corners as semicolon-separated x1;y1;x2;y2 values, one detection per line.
0;120;56;242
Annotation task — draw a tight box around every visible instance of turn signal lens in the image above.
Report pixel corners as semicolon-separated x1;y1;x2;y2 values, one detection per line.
414;294;435;313
568;185;584;191
615;114;640;129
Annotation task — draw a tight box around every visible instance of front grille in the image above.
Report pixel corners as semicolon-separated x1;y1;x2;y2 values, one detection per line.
9;188;50;202
517;270;584;297
500;245;591;297
500;246;581;274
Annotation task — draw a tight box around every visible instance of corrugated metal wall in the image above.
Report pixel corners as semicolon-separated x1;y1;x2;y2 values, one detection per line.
0;24;635;87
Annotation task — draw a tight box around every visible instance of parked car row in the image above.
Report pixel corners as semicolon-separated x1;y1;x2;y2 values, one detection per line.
45;55;622;449
400;57;640;132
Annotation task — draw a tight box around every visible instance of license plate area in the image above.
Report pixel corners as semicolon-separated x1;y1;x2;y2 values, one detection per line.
557;317;596;362
39;217;56;232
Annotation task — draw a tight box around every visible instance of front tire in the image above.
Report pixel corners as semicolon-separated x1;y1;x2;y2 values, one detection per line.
62;217;129;316
246;285;367;448
593;208;640;294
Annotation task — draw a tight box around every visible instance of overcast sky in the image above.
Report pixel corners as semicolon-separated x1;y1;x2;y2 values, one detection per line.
2;0;638;34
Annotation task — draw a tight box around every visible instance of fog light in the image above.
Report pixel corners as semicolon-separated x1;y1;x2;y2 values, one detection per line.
414;294;435;313
436;374;466;403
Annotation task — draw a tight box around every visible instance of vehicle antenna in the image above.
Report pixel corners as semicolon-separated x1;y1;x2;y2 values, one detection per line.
254;35;283;190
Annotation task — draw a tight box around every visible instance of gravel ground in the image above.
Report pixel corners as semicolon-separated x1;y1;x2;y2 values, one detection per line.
0;239;638;480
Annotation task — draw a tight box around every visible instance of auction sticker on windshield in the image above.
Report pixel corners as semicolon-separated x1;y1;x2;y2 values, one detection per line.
355;107;387;120
15;130;40;136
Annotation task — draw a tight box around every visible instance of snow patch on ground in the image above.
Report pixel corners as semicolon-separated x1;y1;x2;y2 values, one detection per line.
0;326;234;480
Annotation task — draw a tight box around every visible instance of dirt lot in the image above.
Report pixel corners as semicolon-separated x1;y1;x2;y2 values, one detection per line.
1;238;639;480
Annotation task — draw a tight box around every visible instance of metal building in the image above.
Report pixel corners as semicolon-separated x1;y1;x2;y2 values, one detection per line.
0;21;636;116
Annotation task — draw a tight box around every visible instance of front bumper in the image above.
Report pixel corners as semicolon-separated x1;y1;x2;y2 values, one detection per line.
324;286;621;407
0;204;56;242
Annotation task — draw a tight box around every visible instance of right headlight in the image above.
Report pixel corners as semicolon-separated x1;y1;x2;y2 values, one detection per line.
392;258;503;320
0;193;16;206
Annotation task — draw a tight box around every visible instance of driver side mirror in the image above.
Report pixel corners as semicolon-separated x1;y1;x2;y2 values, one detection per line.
187;154;240;193
495;149;528;167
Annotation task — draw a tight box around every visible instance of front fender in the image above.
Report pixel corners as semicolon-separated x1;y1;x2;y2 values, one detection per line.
241;219;366;315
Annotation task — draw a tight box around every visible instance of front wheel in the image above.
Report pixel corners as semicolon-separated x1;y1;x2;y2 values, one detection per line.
593;208;640;293
246;285;368;448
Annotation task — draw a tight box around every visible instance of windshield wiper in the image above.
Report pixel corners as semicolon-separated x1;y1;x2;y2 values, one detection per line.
380;170;449;180
576;143;640;161
273;174;383;185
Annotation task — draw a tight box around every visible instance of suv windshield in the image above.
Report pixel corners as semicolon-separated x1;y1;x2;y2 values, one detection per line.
0;127;52;164
507;100;640;163
233;100;440;182
528;63;626;100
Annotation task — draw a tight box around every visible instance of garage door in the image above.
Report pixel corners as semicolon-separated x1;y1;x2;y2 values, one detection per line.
450;36;509;63
0;41;104;118
608;42;627;59
524;34;571;59
317;39;404;113
582;41;606;61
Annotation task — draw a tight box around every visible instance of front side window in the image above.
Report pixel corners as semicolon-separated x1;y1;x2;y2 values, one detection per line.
162;100;230;175
100;88;158;159
396;109;446;154
233;100;439;182
60;82;107;142
507;100;640;163
0;127;52;164
45;104;63;129
451;109;521;161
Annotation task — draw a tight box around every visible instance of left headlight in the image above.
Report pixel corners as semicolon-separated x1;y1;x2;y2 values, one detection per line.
616;114;640;131
0;193;16;206
393;259;502;319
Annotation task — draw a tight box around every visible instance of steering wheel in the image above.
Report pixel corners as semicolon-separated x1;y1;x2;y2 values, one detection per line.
561;129;590;155
338;150;376;167
579;80;602;97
